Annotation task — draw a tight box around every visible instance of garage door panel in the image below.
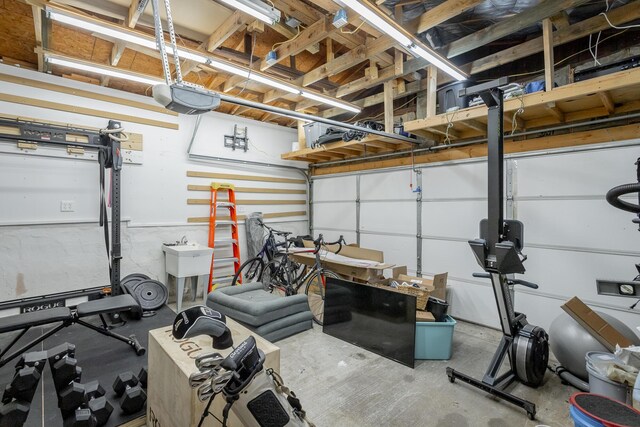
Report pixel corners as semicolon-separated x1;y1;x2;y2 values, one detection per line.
360;234;417;273
422;239;479;280
515;146;639;197
313;202;356;230
313;176;355;201
447;281;500;329
422;200;486;240
360;201;416;235
422;162;488;199
360;170;414;201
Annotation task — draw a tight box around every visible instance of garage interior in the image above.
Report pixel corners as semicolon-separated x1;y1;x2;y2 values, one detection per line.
1;0;640;425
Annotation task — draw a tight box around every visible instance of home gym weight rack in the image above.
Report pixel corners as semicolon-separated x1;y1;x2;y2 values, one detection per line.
0;117;126;313
445;78;550;420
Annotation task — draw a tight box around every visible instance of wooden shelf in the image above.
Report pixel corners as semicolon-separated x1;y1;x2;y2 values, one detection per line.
281;134;416;162
404;67;640;141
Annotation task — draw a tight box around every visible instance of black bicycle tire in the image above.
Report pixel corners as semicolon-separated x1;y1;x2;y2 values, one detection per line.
231;257;265;286
261;258;293;296
304;270;340;325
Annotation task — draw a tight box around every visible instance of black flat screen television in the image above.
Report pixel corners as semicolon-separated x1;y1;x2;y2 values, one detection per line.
322;277;416;368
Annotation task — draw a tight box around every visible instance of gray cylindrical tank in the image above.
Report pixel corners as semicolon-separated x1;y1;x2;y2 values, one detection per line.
549;311;639;380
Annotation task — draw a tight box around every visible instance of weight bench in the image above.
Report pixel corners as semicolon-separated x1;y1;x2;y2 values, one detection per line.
0;294;145;367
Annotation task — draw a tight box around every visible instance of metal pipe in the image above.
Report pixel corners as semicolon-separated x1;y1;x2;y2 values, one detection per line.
314;112;640;168
217;94;421;145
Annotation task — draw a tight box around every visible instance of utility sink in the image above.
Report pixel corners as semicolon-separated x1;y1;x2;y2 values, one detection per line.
162;244;213;257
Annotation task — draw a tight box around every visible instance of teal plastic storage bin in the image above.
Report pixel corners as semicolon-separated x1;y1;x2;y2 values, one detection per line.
415;315;456;360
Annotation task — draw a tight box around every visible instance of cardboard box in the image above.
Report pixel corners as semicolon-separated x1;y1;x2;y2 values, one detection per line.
416;310;435;322
147;318;279;427
393;267;448;301
291;243;395;282
561;296;633;351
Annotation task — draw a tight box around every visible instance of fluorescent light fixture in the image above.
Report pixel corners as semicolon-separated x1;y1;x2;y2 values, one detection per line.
47;6;359;112
338;0;411;47
47;10;156;50
301;91;361;113
408;45;467;82
335;0;468;81
46;56;161;85
217;0;281;25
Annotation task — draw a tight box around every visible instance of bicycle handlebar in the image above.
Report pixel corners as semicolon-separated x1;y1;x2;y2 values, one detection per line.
472;272;539;289
313;234;346;254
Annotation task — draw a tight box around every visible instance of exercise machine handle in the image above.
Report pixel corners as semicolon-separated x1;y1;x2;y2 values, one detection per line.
472;273;539;289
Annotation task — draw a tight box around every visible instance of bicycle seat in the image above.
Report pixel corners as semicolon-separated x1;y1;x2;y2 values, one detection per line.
276;231;292;237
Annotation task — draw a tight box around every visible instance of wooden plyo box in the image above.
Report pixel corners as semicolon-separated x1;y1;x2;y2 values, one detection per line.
146;318;280;427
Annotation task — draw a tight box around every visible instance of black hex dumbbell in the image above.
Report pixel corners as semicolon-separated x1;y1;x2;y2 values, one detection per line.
2;367;41;404
63;408;97;427
138;366;148;389
0;400;30;427
113;372;147;414
84;382;112;427
58;382;87;416
48;343;82;394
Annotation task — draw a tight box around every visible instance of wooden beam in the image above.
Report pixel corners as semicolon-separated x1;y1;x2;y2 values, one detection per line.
312;124;640;176
468;1;640;76
188;185;306;194
425;65;437;118
542;18;554;91
599;91;615;113
445;0;591;58
188;211;307;223
127;0;149;28
302;36;395;87
206;11;250;52
549;11;571;30
32;6;43;71
459;119;486;133
187;171;306;184
383;80;394;132
260;17;334;71
409;0;484;34
545;102;565;122
110;41;126;66
326;39;334;62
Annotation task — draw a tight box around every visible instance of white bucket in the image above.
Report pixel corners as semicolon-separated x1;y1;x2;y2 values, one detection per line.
585;351;631;404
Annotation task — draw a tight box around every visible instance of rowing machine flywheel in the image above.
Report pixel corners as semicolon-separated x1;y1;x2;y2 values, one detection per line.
512;324;549;387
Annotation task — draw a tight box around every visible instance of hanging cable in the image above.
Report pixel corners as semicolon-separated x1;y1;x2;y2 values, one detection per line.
511;91;525;135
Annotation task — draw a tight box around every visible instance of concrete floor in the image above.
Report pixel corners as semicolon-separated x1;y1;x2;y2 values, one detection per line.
171;300;575;427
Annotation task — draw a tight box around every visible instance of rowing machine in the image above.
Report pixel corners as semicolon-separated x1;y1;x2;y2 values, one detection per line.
445;78;549;420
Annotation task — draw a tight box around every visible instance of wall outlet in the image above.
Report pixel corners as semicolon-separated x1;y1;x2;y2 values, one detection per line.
60;200;75;212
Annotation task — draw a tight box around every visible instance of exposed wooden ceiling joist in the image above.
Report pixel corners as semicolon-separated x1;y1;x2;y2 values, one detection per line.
406;0;485;35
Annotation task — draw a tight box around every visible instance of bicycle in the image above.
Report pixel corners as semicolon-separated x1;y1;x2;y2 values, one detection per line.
231;220;305;288
261;233;345;325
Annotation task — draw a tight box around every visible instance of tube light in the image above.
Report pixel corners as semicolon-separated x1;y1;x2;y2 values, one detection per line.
338;0;411;47
46;56;162;85
408;45;467;82
301;91;361;113
335;0;468;81
217;0;281;25
47;10;157;50
46;7;359;112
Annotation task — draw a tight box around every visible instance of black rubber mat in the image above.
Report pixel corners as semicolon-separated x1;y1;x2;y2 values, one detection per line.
574;393;640;426
0;306;175;427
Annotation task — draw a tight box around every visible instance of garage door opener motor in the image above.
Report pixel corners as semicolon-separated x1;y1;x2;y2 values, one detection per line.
445;78;549;420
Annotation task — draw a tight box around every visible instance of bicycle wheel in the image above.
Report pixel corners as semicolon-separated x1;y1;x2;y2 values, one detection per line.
231;257;264;286
304;270;340;325
261;258;292;296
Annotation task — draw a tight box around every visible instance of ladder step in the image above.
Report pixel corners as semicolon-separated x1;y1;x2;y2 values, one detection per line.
211;276;235;283
216;202;235;208
215;220;236;226
214;238;237;245
214;257;239;264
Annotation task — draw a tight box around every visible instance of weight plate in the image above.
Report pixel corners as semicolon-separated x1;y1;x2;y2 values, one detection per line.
130;280;168;311
121;273;151;294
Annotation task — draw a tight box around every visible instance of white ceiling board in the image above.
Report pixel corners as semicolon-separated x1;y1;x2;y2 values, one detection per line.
58;0;233;40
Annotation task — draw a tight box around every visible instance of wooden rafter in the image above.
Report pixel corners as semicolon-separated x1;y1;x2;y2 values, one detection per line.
206;11;250;52
407;0;485;34
445;0;592;58
127;0;149;28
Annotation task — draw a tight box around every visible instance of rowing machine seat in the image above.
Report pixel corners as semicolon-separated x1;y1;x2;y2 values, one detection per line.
76;294;141;318
0;307;72;334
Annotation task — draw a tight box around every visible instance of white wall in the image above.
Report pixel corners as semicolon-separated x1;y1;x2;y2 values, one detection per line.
312;142;640;334
0;64;308;303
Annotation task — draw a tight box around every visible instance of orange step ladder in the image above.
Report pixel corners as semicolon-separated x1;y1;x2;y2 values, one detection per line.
207;183;241;293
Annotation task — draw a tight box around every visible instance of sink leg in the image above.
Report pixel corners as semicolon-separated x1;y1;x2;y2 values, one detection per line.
176;277;185;313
